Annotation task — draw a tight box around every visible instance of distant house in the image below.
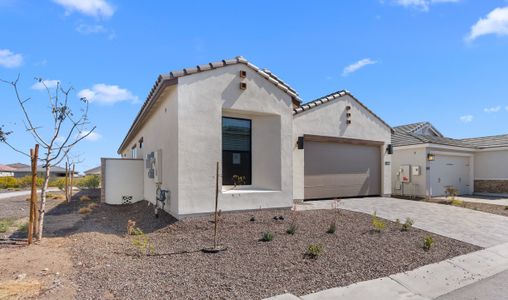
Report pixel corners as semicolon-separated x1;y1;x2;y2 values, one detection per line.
392;122;508;197
84;166;101;176
6;163;71;178
0;164;16;177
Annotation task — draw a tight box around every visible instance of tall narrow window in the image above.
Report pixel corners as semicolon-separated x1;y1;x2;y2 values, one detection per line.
131;146;138;159
222;117;251;185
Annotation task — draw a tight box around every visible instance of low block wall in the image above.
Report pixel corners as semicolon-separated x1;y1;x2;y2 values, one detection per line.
101;158;144;205
474;180;508;194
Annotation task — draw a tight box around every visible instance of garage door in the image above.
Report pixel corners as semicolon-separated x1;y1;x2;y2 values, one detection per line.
430;155;471;196
304;140;381;199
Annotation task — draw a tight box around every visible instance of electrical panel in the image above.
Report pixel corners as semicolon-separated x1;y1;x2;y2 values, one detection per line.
399;165;411;183
412;165;421;176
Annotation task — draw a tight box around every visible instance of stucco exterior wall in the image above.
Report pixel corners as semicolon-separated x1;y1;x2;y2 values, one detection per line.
474;150;508;180
293;95;392;200
391;147;428;197
176;64;294;216
102;158;144;205
120;86;179;215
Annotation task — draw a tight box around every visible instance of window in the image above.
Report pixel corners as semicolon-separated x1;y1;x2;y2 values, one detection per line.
222;117;251;185
131;146;138;159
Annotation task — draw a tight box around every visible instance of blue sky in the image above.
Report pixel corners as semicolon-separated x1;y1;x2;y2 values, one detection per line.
1;0;508;172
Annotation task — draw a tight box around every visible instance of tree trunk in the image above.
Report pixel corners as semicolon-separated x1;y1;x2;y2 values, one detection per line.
37;164;51;241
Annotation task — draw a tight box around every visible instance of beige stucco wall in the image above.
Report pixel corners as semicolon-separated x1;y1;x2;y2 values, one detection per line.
103;158;144;205
176;64;294;216
474;149;508;180
392;147;428;197
293;95;392;200
120;86;179;215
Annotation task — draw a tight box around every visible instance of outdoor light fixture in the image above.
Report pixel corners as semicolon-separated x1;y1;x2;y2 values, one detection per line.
297;136;304;149
427;153;435;161
386;144;393;155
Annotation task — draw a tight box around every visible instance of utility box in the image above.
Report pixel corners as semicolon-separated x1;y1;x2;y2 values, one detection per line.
154;149;163;184
399;165;411;183
412;165;421;176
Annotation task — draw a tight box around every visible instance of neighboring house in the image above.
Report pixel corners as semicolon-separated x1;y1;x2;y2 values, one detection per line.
107;56;392;218
0;164;15;177
84;166;101;176
392;122;508;197
7;163;69;178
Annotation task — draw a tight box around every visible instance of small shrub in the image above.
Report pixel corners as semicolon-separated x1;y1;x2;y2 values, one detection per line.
80;195;91;202
0;177;19;189
423;236;434;251
326;220;337;234
49;177;66;190
87;203;98;210
395;218;401;226
371;211;386;232
305;244;324;259
76;175;100;189
0;219;15;233
232;175;246;187
78;207;91;214
131;227;155;256
261;231;273;242
286;223;297;235
445;186;458;200
17;222;28;233
401;217;414;232
451;199;464;207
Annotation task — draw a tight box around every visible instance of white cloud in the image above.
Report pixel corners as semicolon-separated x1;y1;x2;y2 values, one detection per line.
484;106;501;113
76;24;107;34
53;0;115;18
466;7;508;42
31;79;60;90
391;0;460;11
78;83;138;105
460;115;474;123
0;49;23;68
342;58;377;76
78;131;101;142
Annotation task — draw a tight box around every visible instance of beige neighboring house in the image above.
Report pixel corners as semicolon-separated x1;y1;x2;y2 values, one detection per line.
392;122;508;197
84;166;101;176
0;164;15;177
6;163;69;178
105;56;392;218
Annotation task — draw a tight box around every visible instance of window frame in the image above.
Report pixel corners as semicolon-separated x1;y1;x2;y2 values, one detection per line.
222;116;252;186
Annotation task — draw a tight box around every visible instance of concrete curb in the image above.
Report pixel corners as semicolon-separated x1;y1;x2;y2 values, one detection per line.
265;242;508;300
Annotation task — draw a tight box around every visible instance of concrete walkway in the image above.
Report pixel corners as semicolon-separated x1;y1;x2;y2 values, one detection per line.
298;197;508;248
434;195;508;206
265;197;508;300
0;188;59;200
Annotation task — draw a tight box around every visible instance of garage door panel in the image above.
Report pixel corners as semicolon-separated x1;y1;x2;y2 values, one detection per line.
304;141;381;199
430;155;471;196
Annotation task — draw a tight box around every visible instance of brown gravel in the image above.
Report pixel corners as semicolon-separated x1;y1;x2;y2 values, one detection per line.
70;201;480;300
426;198;508;217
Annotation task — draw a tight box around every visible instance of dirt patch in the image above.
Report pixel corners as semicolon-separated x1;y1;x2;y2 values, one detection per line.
426;198;508;217
0;238;75;299
71;202;480;300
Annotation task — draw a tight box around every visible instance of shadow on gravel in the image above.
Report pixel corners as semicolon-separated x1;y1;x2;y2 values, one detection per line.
43;189;176;237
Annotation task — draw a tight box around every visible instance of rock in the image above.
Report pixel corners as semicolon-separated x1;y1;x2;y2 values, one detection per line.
42;268;49;272
16;273;27;280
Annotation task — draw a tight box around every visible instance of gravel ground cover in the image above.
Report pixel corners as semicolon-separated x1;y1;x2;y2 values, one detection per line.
426;198;508;217
71;201;480;300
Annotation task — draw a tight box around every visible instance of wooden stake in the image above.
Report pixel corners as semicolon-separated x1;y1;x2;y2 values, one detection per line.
69;163;75;201
65;162;69;202
213;161;219;249
28;144;39;245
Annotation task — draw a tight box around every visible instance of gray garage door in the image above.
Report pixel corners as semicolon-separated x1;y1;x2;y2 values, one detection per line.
304;141;381;199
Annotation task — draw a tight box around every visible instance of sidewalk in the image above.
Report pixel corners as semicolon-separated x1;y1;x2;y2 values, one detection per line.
0;188;59;200
266;242;508;300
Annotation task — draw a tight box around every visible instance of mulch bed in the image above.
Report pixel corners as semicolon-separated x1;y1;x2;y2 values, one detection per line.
426;198;508;217
70;201;480;300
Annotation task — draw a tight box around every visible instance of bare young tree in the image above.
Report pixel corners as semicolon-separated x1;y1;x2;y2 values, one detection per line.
0;75;95;240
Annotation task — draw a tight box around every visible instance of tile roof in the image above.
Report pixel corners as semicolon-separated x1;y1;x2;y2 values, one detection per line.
84;166;101;175
293;90;393;132
118;56;301;153
393;122;508;149
13;165;68;173
460;134;508;149
7;163;30;169
0;164;16;172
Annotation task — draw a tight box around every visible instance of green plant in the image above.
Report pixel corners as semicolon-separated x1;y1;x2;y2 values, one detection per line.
261;231;273;242
423;235;434;251
17;222;28;233
49;178;66;190
0;219;15;233
76;175;100;189
326;220;337;234
0;177;19;189
401;217;414;232
371;211;386;232
445;186;458;200
305;244;324;259
286;223;297;235
232;175;246;187
131;227;155;256
395;218;401;226
451;199;464;207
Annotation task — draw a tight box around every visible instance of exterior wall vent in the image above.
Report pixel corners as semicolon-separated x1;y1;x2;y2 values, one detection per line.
239;70;247;78
240;82;247;90
347;120;352;124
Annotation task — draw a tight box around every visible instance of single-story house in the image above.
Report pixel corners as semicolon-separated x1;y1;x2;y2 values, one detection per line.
84;166;101;176
392;122;508;197
0;164;15;177
7;163;71;178
105;56;392;218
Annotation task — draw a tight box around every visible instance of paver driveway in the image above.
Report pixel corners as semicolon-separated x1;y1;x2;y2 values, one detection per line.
298;197;508;248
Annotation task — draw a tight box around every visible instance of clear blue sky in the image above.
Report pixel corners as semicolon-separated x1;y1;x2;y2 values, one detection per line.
1;0;508;172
